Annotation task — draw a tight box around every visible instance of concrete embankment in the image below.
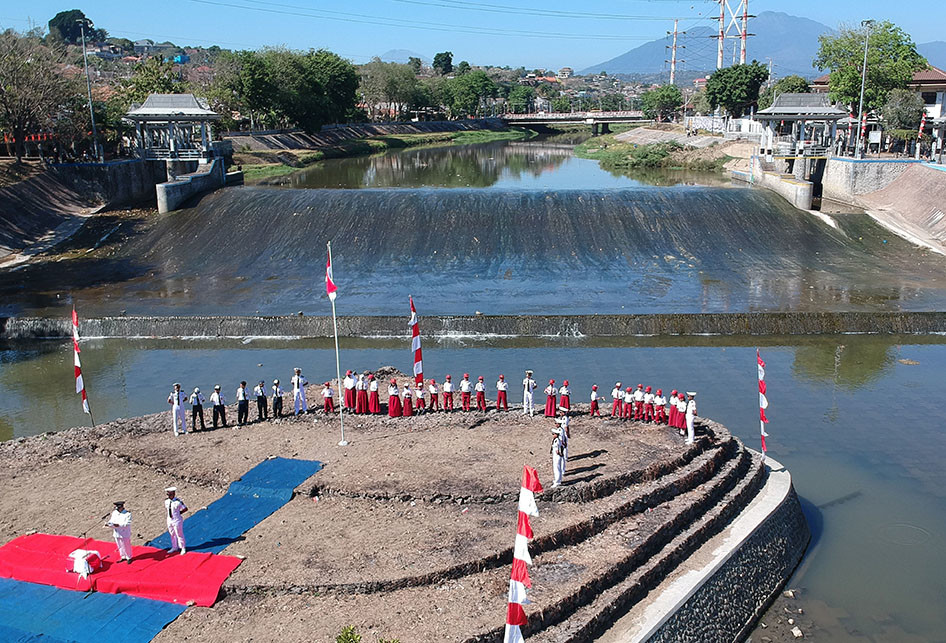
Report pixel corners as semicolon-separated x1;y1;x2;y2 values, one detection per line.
4;312;946;340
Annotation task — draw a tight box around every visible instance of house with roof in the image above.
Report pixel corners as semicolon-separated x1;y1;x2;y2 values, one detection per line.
811;66;946;120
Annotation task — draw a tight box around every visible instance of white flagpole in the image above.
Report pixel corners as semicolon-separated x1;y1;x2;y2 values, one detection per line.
328;241;348;446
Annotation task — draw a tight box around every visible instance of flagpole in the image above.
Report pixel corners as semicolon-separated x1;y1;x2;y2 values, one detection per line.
328;242;348;446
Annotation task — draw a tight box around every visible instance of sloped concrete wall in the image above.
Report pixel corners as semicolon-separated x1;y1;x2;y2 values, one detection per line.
156;158;226;213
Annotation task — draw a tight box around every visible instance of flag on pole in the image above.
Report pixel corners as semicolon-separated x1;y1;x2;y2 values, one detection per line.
409;296;423;386
72;308;91;416
918;110;927;140
504;466;543;643
325;252;337;301
757;349;769;456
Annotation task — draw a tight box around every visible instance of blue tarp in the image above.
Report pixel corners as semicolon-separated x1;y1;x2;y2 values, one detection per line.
0;577;186;643
147;457;322;554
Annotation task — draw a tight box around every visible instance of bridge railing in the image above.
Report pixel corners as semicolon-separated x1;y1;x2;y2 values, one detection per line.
501;111;644;120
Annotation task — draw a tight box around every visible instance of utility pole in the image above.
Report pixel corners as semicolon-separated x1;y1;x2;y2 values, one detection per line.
854;19;874;159
740;0;749;65
666;19;685;86
717;0;725;69
78;19;102;163
713;0;753;69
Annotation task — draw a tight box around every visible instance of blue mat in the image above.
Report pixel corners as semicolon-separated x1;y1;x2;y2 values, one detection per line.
0;577;186;643
147;457;322;554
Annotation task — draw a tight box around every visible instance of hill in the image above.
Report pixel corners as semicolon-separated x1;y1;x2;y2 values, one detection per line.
378;49;430;64
918;41;946;69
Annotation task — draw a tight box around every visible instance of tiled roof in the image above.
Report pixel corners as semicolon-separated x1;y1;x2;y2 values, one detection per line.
757;92;847;118
912;65;946;82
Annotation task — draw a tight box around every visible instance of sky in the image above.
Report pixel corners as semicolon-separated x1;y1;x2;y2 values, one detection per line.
2;1;943;71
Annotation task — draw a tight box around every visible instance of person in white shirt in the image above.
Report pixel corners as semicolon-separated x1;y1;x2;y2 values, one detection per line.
633;384;645;421
343;370;356;412
401;384;413;417
253;380;268;421
236;381;249;426
167;383;187;436
668;390;679;428
368;374;381;414
676;393;688;436
388;380;402;417
685;392;698;444
291;367;308;416
654;389;667;424
558;380;571;410
321;382;335;414
590;385;600;417
475;376;487;411
623;387;634;421
428;378;441;412
104;501;133;563
414;381;426;412
643;386;655;423
442;375;455;411
210;385;227;428
550;427;566;488
189;387;206;431
272;379;285;418
164;487;188;555
556;409;570;463
544;379;557;417
459;373;473;411
355;374;368;414
496;374;509;411
610;382;623;418
522;370;536;416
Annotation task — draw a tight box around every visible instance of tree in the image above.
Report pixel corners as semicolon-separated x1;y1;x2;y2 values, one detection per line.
757;74;810;110
506;85;534;113
814;20;927;112
407;56;422;75
640;84;682;122
551;95;571;113
116;57;183;107
455;60;471;76
48;9;106;44
705;61;769;118
359;58;419;121
432;51;453;75
442;70;496;117
882;88;924;130
0;29;82;162
308;49;359;123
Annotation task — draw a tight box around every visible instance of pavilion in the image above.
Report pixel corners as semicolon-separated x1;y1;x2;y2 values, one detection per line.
124;94;221;161
755;93;847;161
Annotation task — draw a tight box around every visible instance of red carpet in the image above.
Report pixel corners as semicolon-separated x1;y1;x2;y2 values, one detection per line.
0;533;241;607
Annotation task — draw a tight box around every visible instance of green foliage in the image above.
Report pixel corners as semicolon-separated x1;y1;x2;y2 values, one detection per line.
432;51;453;75
455;60;471;76
757;75;810;110
506;85;534;113
48;10;106;44
705;61;769;117
442;70;497;118
882;88;924;130
117;57;183;107
640;85;682;121
886;128;919;142
814;20;927;111
359;58;420;121
106;37;134;52
407;56;422;75
336;626;361;643
551;95;571;113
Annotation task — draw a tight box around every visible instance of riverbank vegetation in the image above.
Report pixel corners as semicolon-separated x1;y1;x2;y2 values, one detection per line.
575;132;731;172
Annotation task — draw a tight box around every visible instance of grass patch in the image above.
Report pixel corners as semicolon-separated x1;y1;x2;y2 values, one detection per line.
575;133;729;172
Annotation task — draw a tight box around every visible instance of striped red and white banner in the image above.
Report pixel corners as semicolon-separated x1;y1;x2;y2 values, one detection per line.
409;296;423;386
757;349;769;457
918;110;927;140
504;466;543;643
72;308;91;417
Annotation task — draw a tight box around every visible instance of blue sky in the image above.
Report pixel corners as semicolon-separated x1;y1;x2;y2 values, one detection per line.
2;1;942;70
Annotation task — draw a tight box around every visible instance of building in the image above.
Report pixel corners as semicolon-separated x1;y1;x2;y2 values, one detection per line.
812;66;946;120
123;94;221;160
755;92;847;159
557;67;574;79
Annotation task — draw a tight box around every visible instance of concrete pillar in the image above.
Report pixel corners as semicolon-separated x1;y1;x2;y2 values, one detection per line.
200;122;209;154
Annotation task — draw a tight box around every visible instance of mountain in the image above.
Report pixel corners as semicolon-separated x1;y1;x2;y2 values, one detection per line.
582;11;833;79
918;42;946;69
378;49;430;64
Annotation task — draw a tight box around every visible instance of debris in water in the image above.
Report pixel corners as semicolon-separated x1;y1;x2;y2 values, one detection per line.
898;358;920;365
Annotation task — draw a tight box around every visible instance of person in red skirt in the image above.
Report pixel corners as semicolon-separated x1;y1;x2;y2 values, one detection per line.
544;380;557;417
475;376;487;411
643;386;654;423
414;381;426;413
495;374;508;411
343;370;356;412
387;379;402;417
558;380;571;411
401;385;413;417
611;382;623;417
442;375;454;411
460;373;472;411
428;378;440;412
654;389;667;424
321;382;335;414
355;374;368;414
368;374;382;414
675;391;688;434
668;389;679;428
589;385;601;417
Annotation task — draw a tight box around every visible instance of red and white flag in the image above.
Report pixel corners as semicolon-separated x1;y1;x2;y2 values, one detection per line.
72;308;91;415
504;466;543;643
409;297;423;386
325;251;337;301
757;349;769;457
918;110;927;140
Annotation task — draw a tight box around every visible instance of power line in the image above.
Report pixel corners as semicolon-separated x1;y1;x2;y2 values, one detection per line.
385;0;712;21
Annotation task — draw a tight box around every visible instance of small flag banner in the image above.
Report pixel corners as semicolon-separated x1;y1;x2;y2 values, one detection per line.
409;297;423;386
848;113;854;137
72;308;90;416
918;111;927;140
325;252;337;301
757;349;769;457
504;466;543;643
861;113;867;136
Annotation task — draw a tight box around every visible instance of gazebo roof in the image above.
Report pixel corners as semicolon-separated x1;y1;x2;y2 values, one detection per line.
756;93;846;121
125;94;220;122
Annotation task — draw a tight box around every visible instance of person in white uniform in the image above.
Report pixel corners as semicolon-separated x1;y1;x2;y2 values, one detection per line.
104;501;133;563
556;408;570;463
522;370;536;416
272;379;285;417
164;487;188;555
685;392;698;444
167;383;187;436
550;427;566;487
291;367;309;415
253;380;268;421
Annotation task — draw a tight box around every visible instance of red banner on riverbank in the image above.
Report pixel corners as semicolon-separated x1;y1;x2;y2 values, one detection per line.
504;466;543;643
409;297;423;386
72;308;92;423
757;349;769;458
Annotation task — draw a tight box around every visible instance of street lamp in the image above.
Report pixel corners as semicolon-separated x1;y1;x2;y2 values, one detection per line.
77;18;102;163
853;19;874;159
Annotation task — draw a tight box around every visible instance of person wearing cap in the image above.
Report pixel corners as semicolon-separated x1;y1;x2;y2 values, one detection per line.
321;382;336;414
343;370;356;412
558;380;571;411
610;382;623;418
550;418;567;488
590;385;601;417
164;487;188;555
253;380;269;422
401;384;414;417
442;375;455;411
189;387;206;431
167;383;187;436
355;374;368;414
668;390;679;428
495;374;508;411
654;389;667;424
643;386;655;423
414;380;426;413
557;406;571;460
544;380;557;417
368;374;381;414
236;381;249;426
633;384;645;421
291;368;309;415
522;370;536;417
428;378;441;412
272;379;285;418
388;380;402;417
685;392;698;444
475;376;487;412
459;374;473;412
623;387;634;421
675;391;688;435
210;385;227;428
104;501;133;564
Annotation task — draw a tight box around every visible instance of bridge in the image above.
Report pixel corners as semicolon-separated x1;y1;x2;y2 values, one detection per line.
500;111;647;134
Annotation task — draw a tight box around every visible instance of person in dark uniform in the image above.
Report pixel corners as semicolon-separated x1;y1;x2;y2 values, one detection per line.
236;381;249;425
253;380;268;421
189;387;206;431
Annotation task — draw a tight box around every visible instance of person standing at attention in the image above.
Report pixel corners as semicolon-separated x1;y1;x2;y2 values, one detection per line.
460;373;473;411
685;392;698;444
522;370;536;417
355;374;368;414
653;389;667;425
253;380;268;421
558;380;571;411
610;382;623;418
550;425;566;488
164;487;188;555
442;374;455;411
496;374;509;411
388;379;402;417
343;370;356;413
428;378;441;412
272;379;285;418
633;384;645;421
544;380;557;417
104;501;133;564
368;374;381;414
401;384;414;417
292;367;308;416
168;383;187;436
322;382;336;414
589;384;600;417
623;387;634;421
475;376;487;412
414;380;426;413
236;381;249;426
643;386;655;423
189;387;206;431
210;384;226;428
